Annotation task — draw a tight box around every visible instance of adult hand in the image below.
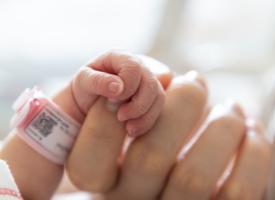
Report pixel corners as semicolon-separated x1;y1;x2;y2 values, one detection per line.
66;70;272;200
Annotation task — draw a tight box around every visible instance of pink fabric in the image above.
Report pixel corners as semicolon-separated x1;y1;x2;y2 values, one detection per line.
0;188;22;199
0;160;22;200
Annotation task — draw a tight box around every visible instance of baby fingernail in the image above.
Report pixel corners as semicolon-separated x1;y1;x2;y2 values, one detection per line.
108;81;123;95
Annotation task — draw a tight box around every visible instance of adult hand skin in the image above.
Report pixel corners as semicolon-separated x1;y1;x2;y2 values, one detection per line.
66;71;272;200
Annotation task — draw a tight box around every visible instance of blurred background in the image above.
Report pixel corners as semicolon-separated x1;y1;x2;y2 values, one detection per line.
1;0;275;139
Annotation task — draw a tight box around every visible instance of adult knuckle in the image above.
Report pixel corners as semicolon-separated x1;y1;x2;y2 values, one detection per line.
220;182;247;200
66;160;114;193
176;83;207;109
208;115;245;138
171;167;208;195
66;161;90;191
261;141;273;159
251;136;272;161
140;150;166;176
172;75;207;99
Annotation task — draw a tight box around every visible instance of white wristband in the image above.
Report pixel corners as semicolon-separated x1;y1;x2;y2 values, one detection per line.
11;87;81;165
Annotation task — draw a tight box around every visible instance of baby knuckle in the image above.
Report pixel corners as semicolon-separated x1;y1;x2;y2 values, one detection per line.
91;73;106;91
124;52;143;66
147;78;159;93
121;56;143;73
106;50;142;70
122;62;142;78
104;49;123;60
131;97;149;115
137;103;149;116
75;68;89;89
143;114;156;127
75;68;108;94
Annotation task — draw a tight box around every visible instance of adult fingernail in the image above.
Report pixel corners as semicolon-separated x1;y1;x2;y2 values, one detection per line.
225;100;245;119
208;101;245;124
186;71;208;91
108;81;123;95
173;71;208;92
194;74;208;91
208;104;226;121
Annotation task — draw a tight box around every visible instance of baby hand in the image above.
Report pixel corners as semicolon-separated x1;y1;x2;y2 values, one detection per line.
71;51;170;137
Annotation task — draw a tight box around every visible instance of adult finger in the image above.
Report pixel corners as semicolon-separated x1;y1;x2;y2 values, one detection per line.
107;71;208;200
161;102;246;200
216;120;272;200
66;97;126;193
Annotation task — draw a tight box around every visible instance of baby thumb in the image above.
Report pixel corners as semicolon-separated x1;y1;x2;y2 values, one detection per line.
74;67;124;98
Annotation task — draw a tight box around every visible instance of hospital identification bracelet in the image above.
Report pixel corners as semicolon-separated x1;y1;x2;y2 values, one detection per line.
10;87;81;165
